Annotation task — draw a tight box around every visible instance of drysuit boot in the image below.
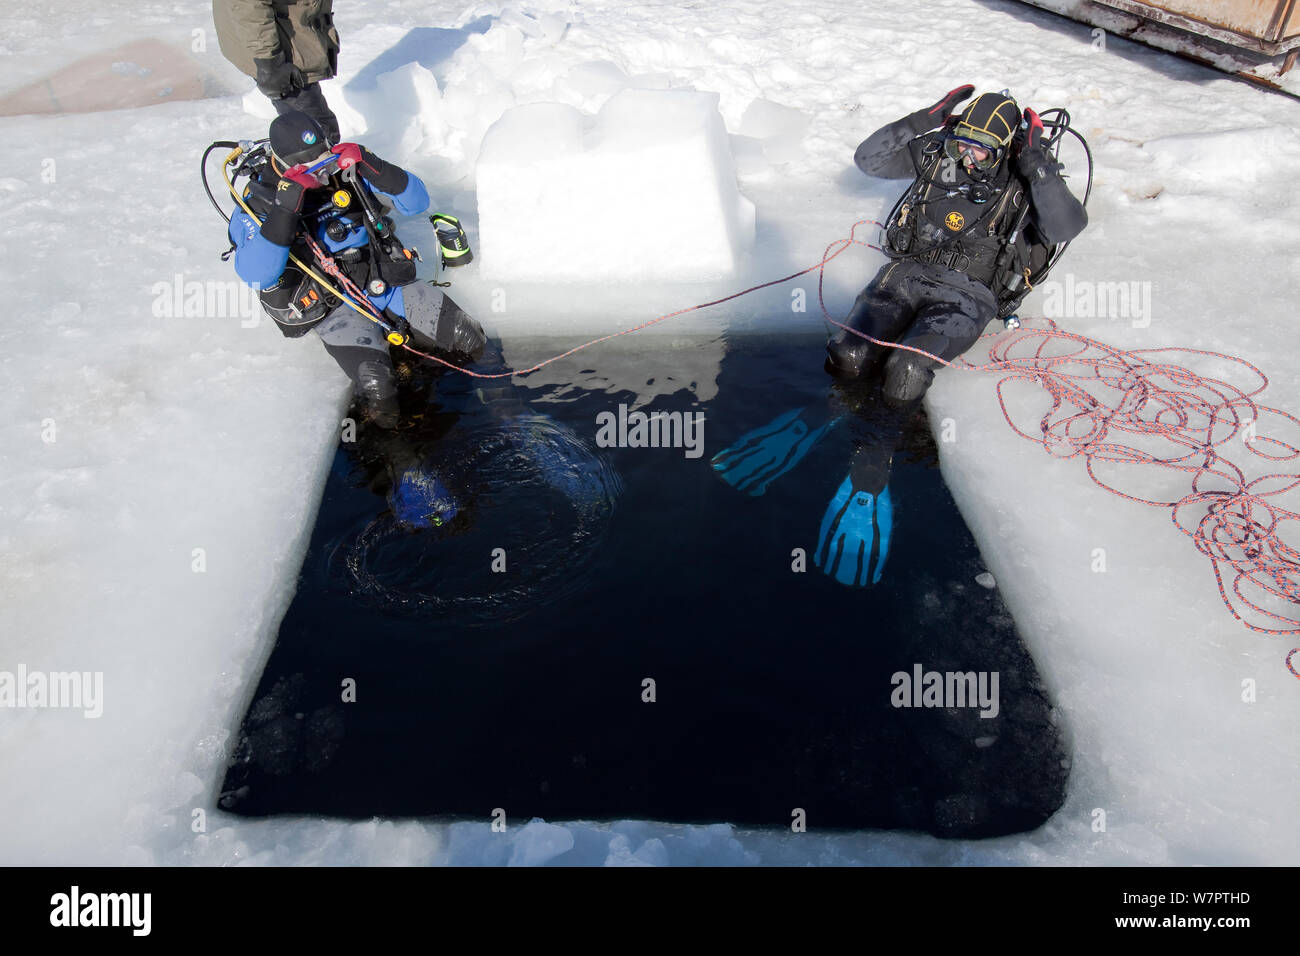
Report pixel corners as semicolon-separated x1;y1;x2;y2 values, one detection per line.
400;285;487;362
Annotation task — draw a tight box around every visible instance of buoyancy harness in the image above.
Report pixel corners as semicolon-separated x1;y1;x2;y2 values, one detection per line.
212;139;423;337
882;107;1092;320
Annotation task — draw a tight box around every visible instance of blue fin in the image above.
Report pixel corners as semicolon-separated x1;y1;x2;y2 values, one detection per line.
814;475;893;586
711;408;839;496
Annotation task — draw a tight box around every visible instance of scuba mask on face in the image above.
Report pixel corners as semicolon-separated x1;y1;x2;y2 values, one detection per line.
944;135;1002;174
298;151;340;185
947;91;1019;177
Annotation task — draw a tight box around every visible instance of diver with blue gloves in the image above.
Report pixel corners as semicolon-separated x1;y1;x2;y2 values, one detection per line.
714;86;1088;586
225;110;487;428
212;112;611;539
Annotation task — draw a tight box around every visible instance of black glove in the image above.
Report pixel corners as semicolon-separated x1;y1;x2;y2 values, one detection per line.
925;84;974;122
261;170;312;246
276;167;317;211
1016;108;1053;179
254;55;305;98
1016;145;1056;180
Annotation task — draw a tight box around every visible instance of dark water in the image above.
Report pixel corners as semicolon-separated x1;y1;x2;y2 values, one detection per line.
219;332;1069;838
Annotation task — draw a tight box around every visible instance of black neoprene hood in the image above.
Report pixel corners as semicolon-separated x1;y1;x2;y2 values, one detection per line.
270;110;330;165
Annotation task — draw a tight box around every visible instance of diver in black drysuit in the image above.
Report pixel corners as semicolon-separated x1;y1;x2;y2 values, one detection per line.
712;86;1087;586
824;86;1087;581
828;85;1087;397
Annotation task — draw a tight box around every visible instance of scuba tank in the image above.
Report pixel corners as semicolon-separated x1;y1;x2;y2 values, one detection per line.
202;138;424;346
203;139;412;335
203;139;341;335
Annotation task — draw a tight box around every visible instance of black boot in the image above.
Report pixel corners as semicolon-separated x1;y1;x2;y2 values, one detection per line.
430;294;487;361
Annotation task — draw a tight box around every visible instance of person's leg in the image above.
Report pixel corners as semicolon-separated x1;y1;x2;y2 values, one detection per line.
880;274;996;408
825;261;937;465
315;307;399;427
824;261;915;381
386;281;522;409
391;283;487;360
272;82;341;144
380;281;538;425
844;272;996;486
814;270;994;586
713;263;914;498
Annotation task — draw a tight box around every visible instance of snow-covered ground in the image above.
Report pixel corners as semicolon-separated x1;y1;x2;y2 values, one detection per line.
1;0;1298;865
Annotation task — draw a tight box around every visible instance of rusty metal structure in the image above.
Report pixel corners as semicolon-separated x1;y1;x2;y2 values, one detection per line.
1018;0;1300;94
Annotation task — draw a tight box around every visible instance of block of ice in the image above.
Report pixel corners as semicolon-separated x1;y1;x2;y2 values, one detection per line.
476;88;756;282
552;59;631;110
507;818;576;866
738;97;810;164
372;62;447;157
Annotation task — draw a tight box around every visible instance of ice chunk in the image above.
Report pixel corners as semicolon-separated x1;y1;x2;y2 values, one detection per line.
552;59;631;111
371;62;448;157
975;571;996;589
603;833;670;866
738;97;810;164
476;88;756;282
507;818;575;866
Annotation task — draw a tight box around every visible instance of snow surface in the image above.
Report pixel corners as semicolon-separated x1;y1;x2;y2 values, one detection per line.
477;88;756;281
1;0;1298;866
